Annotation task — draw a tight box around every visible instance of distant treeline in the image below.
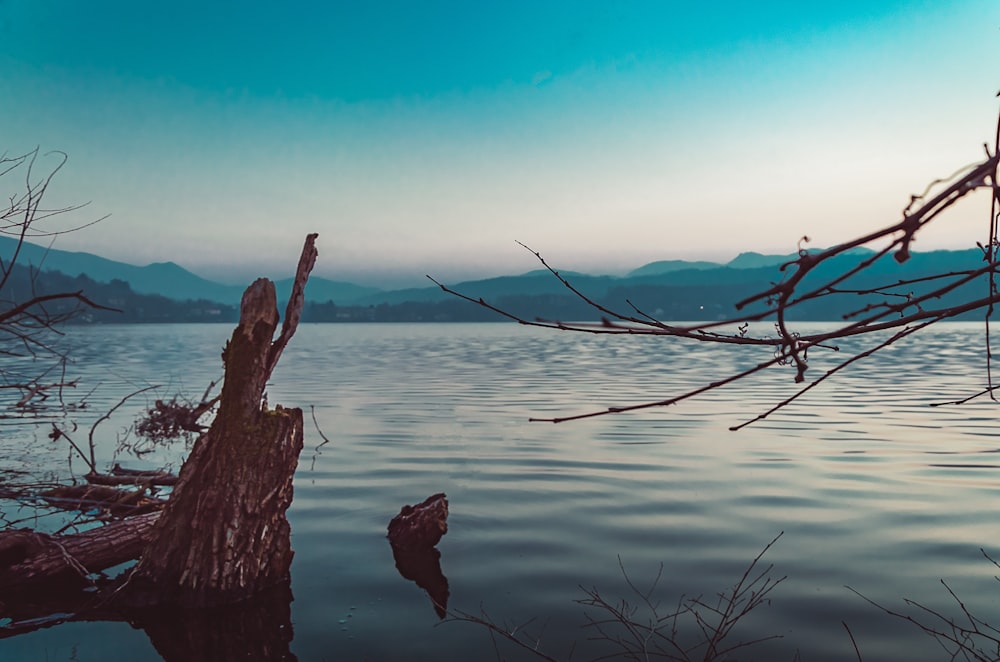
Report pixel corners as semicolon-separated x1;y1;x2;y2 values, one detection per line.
300;289;753;322
2;258;991;324
300;281;987;323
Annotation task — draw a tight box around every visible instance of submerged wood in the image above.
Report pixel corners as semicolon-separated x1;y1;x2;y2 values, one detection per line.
387;493;450;617
387;493;449;551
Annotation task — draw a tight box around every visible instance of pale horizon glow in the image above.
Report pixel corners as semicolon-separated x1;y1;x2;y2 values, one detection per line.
1;1;997;288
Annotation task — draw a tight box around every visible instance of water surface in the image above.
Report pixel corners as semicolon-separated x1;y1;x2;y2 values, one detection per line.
2;322;999;661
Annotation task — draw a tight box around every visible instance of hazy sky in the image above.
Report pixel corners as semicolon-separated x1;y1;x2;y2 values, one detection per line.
1;1;997;287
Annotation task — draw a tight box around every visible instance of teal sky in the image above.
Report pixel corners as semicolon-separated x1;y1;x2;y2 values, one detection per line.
1;1;997;287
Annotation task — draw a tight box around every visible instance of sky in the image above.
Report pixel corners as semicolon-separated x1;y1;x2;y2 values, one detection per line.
1;1;998;288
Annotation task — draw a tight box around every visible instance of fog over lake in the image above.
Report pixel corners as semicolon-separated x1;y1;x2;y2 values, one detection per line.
2;322;999;661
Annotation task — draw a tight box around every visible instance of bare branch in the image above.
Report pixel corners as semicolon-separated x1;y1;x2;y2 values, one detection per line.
266;232;318;379
431;109;1000;429
0;148;111;416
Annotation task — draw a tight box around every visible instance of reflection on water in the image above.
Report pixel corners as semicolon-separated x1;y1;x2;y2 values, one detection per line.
390;544;450;619
0;578;297;662
137;581;297;662
1;322;999;661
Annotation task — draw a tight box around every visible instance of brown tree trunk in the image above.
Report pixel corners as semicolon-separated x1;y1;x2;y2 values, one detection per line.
125;234;317;607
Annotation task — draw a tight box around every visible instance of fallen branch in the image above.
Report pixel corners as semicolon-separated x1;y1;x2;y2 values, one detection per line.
40;484;165;517
0;510;160;593
85;464;178;487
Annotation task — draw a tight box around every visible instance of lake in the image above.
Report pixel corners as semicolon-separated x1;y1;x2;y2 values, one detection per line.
2;321;999;661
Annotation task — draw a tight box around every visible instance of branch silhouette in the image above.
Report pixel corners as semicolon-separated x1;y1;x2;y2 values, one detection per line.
0;148;113;414
430;108;1000;428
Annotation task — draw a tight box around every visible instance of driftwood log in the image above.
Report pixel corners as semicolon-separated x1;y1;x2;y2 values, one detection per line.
0;234;318;614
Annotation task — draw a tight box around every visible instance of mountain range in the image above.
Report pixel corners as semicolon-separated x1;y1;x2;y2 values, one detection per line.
0;235;990;322
1;235;860;305
0;235;381;305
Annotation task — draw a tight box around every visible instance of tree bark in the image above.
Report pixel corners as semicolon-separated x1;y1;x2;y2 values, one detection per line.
125;234;317;607
0;511;160;593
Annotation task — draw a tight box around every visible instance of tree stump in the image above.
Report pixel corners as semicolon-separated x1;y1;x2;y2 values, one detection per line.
124;235;317;607
0;234;317;616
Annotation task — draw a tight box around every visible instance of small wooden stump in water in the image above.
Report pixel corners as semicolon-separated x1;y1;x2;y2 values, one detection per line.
387;493;449;551
387;493;450;617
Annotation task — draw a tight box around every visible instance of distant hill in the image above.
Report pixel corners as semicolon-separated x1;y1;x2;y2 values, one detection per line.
725;246;877;270
273;276;382;306
627;247;880;277
0;236;382;305
0;235;237;302
628;259;721;278
351;271;620;306
328;245;989;322
0;261;238;323
726;251;796;270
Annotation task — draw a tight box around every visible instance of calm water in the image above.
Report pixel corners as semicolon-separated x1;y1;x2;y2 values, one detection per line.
2;322;1000;661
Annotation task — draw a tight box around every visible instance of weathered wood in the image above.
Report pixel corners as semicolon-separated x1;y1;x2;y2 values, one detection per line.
124;235;317;607
387;493;449;551
41;484;165;516
85;464;178;486
387;493;450;617
0;511;160;592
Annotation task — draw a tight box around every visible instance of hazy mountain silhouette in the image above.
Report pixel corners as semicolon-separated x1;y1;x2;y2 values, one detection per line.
724;246;877;270
0;236;382;305
1;235;987;322
349;270;620;306
627;259;721;277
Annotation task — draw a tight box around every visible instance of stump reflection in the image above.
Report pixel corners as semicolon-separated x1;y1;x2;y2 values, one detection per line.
137;580;297;662
391;544;450;618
